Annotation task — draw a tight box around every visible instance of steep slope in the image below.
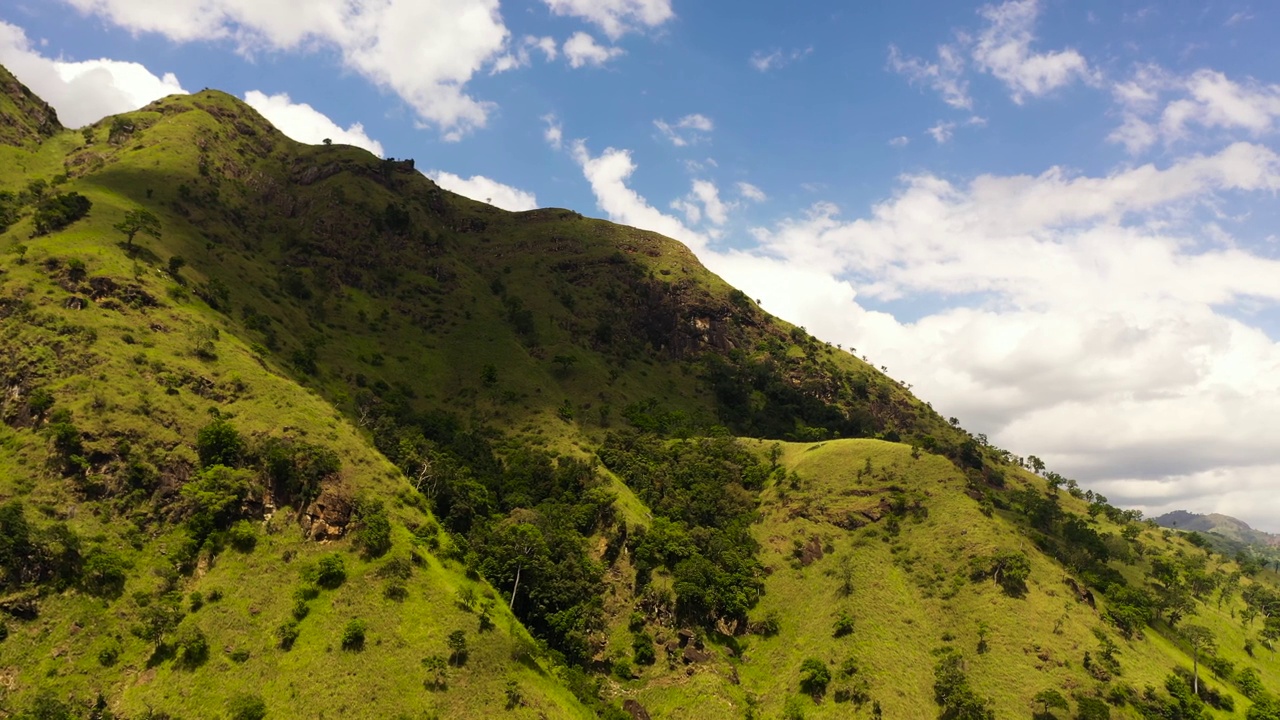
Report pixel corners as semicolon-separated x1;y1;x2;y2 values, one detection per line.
2;73;1279;720
0;65;61;148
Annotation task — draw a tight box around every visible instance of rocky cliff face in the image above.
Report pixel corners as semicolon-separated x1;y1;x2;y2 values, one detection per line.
0;65;61;146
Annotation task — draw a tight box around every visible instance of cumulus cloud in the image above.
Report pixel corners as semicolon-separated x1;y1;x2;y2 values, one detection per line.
0;20;185;127
243;90;383;156
427;170;538;212
971;0;1096;103
566;135;1280;530
653;113;713;146
671;179;730;227
569;139;709;251
1110;66;1280;153
563;32;624;68
732;145;1280;528
750;47;812;72
56;0;512;139
888;0;1095;108
542;0;673;40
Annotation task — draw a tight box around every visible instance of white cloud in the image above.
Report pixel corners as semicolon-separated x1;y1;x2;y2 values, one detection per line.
542;0;673;40
887;0;1095;108
926;121;956;144
737;182;767;202
56;0;512;140
674;179;729;226
889;136;911;147
654;113;713;146
542;114;563;150
971;0;1097;103
491;35;558;73
427;170;538;212
750;47;813;72
563;32;624;68
1110;66;1280;153
717;144;1280;529
569;140;709;251
243;90;383;156
563;136;1280;529
0;20;185;128
887;43;972;109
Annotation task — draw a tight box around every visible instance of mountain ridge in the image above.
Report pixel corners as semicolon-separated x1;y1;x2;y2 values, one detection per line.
1;69;1279;719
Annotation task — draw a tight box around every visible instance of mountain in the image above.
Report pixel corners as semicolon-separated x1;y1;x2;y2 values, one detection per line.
2;67;1279;719
1156;511;1280;549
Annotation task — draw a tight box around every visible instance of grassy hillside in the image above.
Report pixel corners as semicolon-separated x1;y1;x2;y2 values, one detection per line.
1;65;1279;720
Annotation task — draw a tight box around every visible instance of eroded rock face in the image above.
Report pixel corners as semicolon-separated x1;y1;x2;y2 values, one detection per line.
623;699;652;720
302;488;352;540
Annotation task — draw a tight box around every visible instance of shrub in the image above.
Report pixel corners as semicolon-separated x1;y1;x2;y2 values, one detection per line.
447;629;468;666
291;598;310;621
341;619;366;651
315;554;346;589
833;611;855;638
383;582;408;602
228;520;257;553
353;498;392;559
276;621;300;650
632;630;656;665
799;657;831;696
97;641;119;667
175;626;210;669
33;192;92;235
226;693;267;720
195;417;245;468
80;547;129;598
422;654;448;690
504;679;524;709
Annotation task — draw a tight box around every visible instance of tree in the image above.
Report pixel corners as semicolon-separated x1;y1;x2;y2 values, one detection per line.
1180;625;1216;695
1032;688;1068;716
837;553;855;596
113;208;161;255
1027;456;1046;474
447;629;468;666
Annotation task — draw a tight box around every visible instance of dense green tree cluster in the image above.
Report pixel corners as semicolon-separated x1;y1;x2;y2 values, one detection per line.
32;192;91;235
600;432;767;626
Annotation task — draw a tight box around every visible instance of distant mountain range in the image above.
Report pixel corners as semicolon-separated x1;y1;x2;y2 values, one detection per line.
1154;510;1280;548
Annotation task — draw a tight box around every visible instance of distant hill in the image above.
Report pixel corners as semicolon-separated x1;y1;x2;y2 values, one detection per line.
1155;510;1280;548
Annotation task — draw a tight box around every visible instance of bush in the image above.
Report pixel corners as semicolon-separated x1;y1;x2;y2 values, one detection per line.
383;582;408;602
276;621;300;650
447;629;468;666
315;554;346;589
32;192;92;235
341;619;366;651
833;611;855;638
175;626;210;669
226;693;267;720
291;598;310;621
632;630;656;665
97;641;119;667
196;417;246;468
799;657;831;696
353;498;392;559
228;520;257;553
80;547;129;598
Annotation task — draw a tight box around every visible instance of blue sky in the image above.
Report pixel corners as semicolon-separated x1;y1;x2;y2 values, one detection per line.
3;0;1280;529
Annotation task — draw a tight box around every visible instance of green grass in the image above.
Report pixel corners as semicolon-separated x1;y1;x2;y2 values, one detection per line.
1;78;1277;720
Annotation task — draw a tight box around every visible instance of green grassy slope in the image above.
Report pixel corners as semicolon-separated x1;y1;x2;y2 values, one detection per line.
1;67;1278;720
